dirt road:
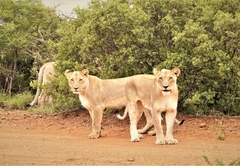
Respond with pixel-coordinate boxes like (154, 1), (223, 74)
(0, 110), (240, 165)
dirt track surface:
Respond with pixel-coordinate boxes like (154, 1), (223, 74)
(0, 110), (240, 165)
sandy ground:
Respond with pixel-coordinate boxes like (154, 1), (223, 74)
(0, 109), (240, 165)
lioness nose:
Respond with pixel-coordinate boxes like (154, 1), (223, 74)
(163, 86), (168, 89)
(74, 87), (78, 91)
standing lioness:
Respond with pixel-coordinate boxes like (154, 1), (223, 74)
(65, 69), (149, 139)
(124, 68), (180, 144)
(152, 68), (180, 144)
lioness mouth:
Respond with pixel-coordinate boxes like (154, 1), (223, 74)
(163, 90), (171, 92)
(73, 91), (80, 94)
(162, 90), (171, 94)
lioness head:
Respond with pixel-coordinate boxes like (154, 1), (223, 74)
(64, 69), (89, 94)
(153, 68), (180, 95)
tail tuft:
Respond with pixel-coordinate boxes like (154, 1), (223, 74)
(179, 120), (185, 126)
(25, 104), (32, 108)
(114, 110), (120, 115)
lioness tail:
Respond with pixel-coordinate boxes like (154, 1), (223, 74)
(115, 110), (128, 120)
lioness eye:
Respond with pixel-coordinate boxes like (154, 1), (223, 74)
(79, 79), (82, 82)
(169, 77), (173, 80)
(159, 77), (162, 80)
(70, 78), (74, 82)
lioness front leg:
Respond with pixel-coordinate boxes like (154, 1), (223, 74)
(152, 110), (165, 145)
(128, 103), (143, 142)
(165, 110), (178, 144)
(88, 108), (103, 139)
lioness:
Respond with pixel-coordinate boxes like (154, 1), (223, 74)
(64, 69), (146, 139)
(123, 68), (180, 144)
(28, 62), (56, 107)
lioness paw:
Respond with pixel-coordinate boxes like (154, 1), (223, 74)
(88, 132), (101, 139)
(166, 138), (178, 144)
(148, 130), (156, 136)
(155, 138), (166, 145)
(130, 134), (142, 142)
(138, 134), (143, 139)
(131, 137), (140, 142)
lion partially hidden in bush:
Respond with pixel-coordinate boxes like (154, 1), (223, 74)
(64, 69), (183, 141)
(28, 62), (56, 107)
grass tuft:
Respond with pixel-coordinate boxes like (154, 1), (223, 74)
(0, 92), (33, 110)
(202, 155), (240, 166)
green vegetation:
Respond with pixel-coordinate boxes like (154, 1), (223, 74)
(0, 0), (62, 95)
(0, 92), (32, 110)
(28, 105), (56, 115)
(0, 0), (239, 115)
(202, 155), (240, 166)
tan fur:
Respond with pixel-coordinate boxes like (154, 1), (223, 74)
(65, 69), (131, 139)
(124, 68), (180, 144)
(29, 62), (56, 107)
(65, 69), (182, 141)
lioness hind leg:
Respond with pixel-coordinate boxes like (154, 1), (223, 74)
(148, 118), (184, 136)
(138, 108), (154, 134)
(38, 90), (44, 107)
(148, 130), (156, 136)
(147, 114), (164, 136)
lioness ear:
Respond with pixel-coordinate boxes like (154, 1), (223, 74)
(81, 69), (89, 77)
(153, 68), (160, 76)
(64, 70), (72, 79)
(172, 68), (180, 77)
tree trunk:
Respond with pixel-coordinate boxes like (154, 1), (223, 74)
(7, 48), (18, 97)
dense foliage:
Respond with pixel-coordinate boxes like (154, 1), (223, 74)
(1, 0), (239, 115)
(0, 0), (62, 95)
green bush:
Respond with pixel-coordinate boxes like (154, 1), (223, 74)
(2, 92), (33, 110)
(0, 93), (9, 108)
(52, 0), (239, 115)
